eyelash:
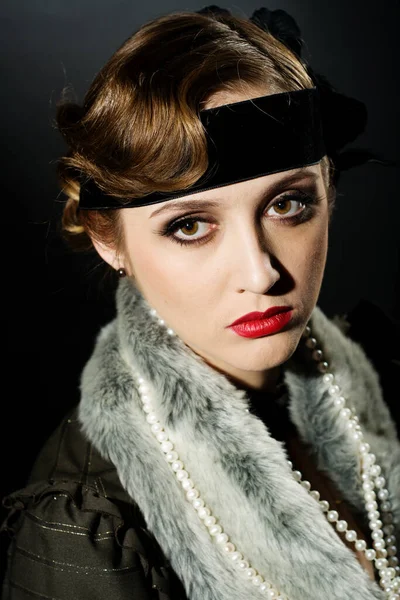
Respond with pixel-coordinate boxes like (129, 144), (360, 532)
(158, 192), (320, 247)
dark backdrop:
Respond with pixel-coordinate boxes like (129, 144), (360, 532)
(1, 0), (399, 575)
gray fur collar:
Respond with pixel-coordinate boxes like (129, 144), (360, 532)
(78, 278), (399, 600)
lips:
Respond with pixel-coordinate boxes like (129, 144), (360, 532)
(228, 306), (293, 339)
(228, 306), (292, 327)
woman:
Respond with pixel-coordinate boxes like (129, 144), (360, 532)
(1, 6), (399, 600)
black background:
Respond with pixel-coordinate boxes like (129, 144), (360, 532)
(1, 0), (399, 576)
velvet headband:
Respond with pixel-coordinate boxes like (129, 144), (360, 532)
(78, 87), (326, 210)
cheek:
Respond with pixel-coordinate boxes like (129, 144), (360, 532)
(293, 220), (328, 289)
(123, 234), (211, 313)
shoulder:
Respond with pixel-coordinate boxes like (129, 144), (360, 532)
(1, 408), (186, 599)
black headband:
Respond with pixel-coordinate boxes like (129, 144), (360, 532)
(78, 87), (326, 210)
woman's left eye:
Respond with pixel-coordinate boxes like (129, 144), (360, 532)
(266, 196), (309, 218)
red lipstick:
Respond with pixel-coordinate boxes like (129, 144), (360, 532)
(228, 306), (293, 339)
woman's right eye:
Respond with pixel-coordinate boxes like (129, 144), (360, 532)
(160, 217), (216, 246)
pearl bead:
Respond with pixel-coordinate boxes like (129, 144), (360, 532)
(327, 510), (339, 523)
(355, 539), (367, 551)
(383, 524), (395, 535)
(151, 422), (163, 433)
(310, 490), (320, 501)
(387, 546), (398, 557)
(365, 549), (376, 561)
(216, 533), (229, 545)
(339, 408), (352, 419)
(186, 489), (199, 500)
(319, 500), (330, 512)
(373, 539), (386, 551)
(209, 524), (222, 536)
(156, 431), (168, 442)
(376, 558), (389, 570)
(362, 480), (374, 492)
(171, 460), (184, 471)
(383, 513), (394, 524)
(302, 325), (311, 337)
(345, 530), (357, 542)
(181, 478), (194, 490)
(312, 349), (323, 361)
(305, 337), (317, 349)
(333, 396), (345, 408)
(223, 542), (235, 553)
(317, 361), (329, 373)
(370, 464), (382, 477)
(252, 575), (264, 586)
(364, 453), (376, 466)
(336, 520), (348, 532)
(381, 501), (392, 513)
(388, 557), (399, 568)
(165, 451), (179, 462)
(192, 498), (204, 509)
(323, 373), (334, 384)
(375, 476), (386, 489)
(176, 469), (189, 481)
(386, 568), (396, 580)
(198, 507), (211, 519)
(158, 319), (165, 326)
(372, 530), (384, 540)
(204, 516), (216, 527)
(166, 328), (174, 336)
(292, 470), (302, 481)
(230, 551), (243, 562)
(301, 480), (311, 491)
(329, 385), (341, 396)
(360, 442), (371, 454)
(245, 568), (257, 578)
(368, 510), (380, 521)
(146, 413), (158, 424)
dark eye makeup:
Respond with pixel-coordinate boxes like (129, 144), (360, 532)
(156, 190), (322, 248)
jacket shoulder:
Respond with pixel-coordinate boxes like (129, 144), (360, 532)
(1, 408), (186, 599)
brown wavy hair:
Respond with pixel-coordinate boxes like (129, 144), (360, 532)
(56, 10), (336, 253)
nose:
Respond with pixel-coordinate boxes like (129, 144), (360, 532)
(232, 222), (280, 294)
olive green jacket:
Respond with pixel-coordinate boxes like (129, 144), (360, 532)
(2, 406), (188, 599)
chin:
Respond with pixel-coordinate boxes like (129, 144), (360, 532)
(227, 329), (301, 372)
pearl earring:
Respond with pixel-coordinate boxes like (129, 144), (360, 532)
(117, 268), (127, 278)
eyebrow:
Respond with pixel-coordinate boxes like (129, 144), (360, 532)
(149, 169), (319, 218)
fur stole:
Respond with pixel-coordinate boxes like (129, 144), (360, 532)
(78, 278), (399, 600)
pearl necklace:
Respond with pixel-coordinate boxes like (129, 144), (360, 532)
(134, 308), (400, 599)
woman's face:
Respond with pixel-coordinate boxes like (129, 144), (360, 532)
(98, 161), (330, 390)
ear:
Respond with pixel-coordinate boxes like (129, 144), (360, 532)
(92, 238), (123, 272)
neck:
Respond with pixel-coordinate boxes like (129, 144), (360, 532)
(202, 359), (284, 396)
